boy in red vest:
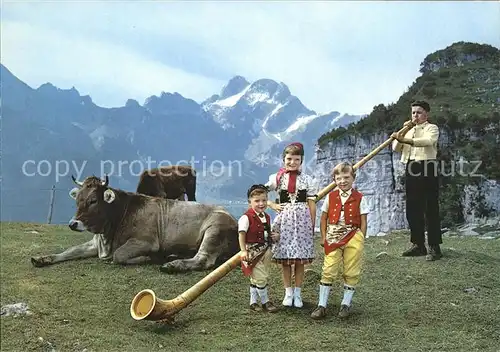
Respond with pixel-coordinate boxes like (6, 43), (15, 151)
(238, 184), (280, 313)
(310, 162), (369, 319)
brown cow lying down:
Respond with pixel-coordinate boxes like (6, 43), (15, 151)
(31, 175), (239, 273)
(136, 165), (196, 201)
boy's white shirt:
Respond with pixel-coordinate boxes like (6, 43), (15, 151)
(321, 189), (369, 222)
(238, 210), (269, 240)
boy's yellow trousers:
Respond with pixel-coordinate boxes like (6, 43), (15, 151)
(320, 230), (364, 286)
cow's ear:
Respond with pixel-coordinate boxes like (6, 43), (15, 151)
(103, 189), (116, 204)
(69, 187), (79, 199)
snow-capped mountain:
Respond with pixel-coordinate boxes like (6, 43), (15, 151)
(0, 64), (364, 224)
(202, 76), (314, 134)
(202, 76), (363, 170)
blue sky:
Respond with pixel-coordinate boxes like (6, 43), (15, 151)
(2, 1), (499, 115)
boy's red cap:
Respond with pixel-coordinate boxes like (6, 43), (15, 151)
(288, 142), (303, 149)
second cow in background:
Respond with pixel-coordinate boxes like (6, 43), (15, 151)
(136, 165), (197, 201)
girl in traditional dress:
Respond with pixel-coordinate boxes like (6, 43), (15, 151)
(265, 142), (317, 308)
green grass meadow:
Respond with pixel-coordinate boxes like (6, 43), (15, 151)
(1, 222), (499, 351)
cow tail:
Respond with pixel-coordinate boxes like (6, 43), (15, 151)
(185, 172), (197, 201)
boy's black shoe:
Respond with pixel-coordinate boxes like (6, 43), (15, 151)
(249, 303), (262, 311)
(402, 244), (427, 257)
(426, 245), (443, 261)
(310, 306), (327, 320)
(338, 304), (351, 319)
(262, 301), (279, 313)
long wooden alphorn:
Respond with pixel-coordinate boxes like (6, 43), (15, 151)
(130, 252), (243, 324)
(130, 121), (415, 324)
(314, 121), (415, 201)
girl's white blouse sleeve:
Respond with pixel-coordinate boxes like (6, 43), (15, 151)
(265, 173), (278, 192)
(304, 174), (319, 200)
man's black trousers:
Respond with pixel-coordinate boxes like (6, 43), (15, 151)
(405, 160), (442, 246)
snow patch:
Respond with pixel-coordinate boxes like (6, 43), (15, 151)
(285, 114), (318, 134)
(244, 130), (281, 162)
(264, 114), (317, 144)
(245, 91), (271, 105)
(270, 103), (285, 117)
(216, 85), (251, 108)
(262, 102), (287, 129)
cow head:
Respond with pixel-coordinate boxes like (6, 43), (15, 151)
(68, 174), (116, 233)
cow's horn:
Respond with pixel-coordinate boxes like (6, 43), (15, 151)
(71, 175), (83, 187)
(102, 175), (109, 187)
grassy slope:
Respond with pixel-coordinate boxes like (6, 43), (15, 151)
(1, 222), (500, 351)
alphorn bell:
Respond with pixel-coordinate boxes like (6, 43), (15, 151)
(130, 252), (243, 323)
(130, 120), (415, 323)
(314, 120), (415, 201)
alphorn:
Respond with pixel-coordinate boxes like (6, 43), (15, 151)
(130, 252), (243, 324)
(129, 120), (415, 324)
(315, 120), (415, 201)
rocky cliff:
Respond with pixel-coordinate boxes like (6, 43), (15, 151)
(315, 41), (500, 237)
(315, 129), (500, 237)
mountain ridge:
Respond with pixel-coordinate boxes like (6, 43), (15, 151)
(0, 63), (363, 224)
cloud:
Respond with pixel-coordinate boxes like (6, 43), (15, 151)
(2, 1), (499, 114)
(1, 20), (225, 107)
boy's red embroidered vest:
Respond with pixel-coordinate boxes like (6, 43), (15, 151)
(244, 209), (271, 244)
(327, 188), (362, 227)
(323, 189), (363, 254)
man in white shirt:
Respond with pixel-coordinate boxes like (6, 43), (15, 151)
(391, 100), (442, 261)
